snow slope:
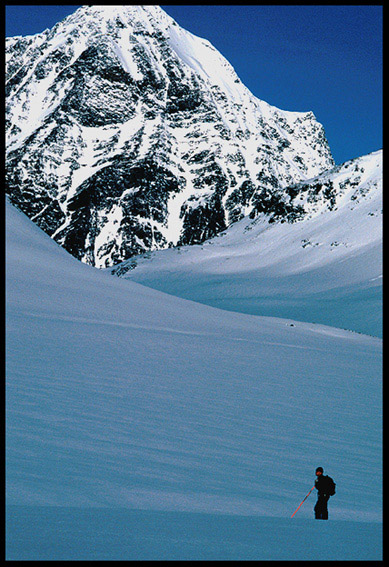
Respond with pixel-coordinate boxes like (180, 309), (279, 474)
(6, 199), (382, 560)
(111, 150), (382, 337)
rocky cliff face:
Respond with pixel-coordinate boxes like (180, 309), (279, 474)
(6, 5), (334, 267)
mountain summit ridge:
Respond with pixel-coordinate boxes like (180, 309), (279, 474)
(7, 4), (335, 267)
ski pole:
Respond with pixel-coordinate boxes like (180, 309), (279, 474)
(291, 486), (315, 518)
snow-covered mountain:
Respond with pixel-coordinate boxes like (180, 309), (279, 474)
(111, 150), (382, 336)
(5, 5), (383, 559)
(6, 198), (382, 559)
(6, 4), (334, 268)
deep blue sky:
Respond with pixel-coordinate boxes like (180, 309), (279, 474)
(5, 4), (382, 164)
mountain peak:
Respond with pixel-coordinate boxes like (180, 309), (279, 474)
(57, 4), (175, 35)
(6, 4), (334, 268)
(72, 4), (167, 20)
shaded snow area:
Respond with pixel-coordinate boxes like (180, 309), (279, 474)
(6, 507), (382, 561)
(6, 200), (382, 560)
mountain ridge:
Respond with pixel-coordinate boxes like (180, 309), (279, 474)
(110, 148), (382, 336)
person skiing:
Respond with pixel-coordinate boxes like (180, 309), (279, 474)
(314, 467), (336, 519)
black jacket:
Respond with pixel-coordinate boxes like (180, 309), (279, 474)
(315, 475), (335, 496)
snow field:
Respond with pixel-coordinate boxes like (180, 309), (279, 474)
(6, 200), (382, 559)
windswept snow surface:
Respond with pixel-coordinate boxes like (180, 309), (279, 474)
(6, 200), (382, 560)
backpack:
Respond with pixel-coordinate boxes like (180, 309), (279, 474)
(326, 476), (336, 496)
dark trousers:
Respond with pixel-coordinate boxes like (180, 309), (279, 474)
(314, 494), (330, 519)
